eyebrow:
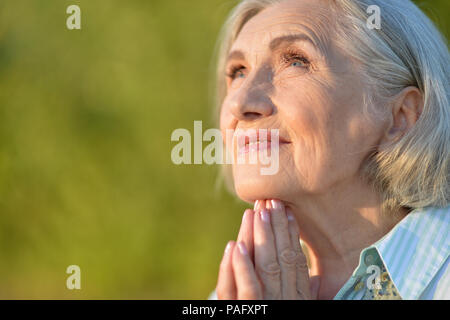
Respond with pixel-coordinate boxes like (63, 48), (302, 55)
(226, 34), (317, 64)
(226, 50), (246, 63)
(269, 34), (315, 51)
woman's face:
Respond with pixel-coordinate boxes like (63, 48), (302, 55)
(220, 0), (387, 203)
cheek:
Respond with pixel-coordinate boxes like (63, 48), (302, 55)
(275, 78), (373, 189)
(272, 93), (332, 188)
(344, 112), (385, 157)
(276, 80), (333, 159)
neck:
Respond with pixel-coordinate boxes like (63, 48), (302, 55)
(285, 177), (407, 299)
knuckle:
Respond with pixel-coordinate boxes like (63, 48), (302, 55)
(295, 252), (309, 272)
(279, 248), (298, 266)
(257, 261), (281, 278)
(297, 260), (309, 272)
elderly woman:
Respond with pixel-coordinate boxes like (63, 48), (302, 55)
(210, 0), (449, 300)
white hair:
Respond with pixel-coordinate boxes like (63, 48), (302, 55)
(214, 0), (450, 214)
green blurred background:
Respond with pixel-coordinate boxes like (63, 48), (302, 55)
(0, 0), (447, 299)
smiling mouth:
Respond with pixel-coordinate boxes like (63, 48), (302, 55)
(235, 129), (291, 154)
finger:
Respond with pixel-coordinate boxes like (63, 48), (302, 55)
(232, 242), (262, 300)
(253, 200), (264, 211)
(216, 241), (237, 300)
(254, 208), (281, 299)
(269, 200), (298, 299)
(237, 209), (255, 261)
(286, 208), (311, 300)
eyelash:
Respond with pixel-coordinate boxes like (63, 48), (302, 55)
(225, 49), (311, 80)
(226, 65), (245, 80)
(281, 49), (311, 69)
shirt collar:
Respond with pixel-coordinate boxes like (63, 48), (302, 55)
(369, 205), (450, 299)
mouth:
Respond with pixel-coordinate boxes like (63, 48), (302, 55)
(235, 129), (291, 155)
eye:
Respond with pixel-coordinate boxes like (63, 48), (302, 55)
(234, 69), (246, 79)
(291, 60), (307, 67)
(281, 50), (311, 70)
(287, 56), (310, 69)
(226, 65), (246, 81)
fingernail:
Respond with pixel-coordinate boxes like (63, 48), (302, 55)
(260, 209), (270, 223)
(271, 199), (283, 210)
(225, 241), (232, 254)
(237, 242), (247, 255)
(253, 200), (259, 210)
(242, 210), (247, 222)
(286, 209), (295, 221)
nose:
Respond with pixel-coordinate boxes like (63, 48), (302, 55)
(228, 67), (275, 121)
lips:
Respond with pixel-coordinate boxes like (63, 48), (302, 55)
(235, 129), (291, 155)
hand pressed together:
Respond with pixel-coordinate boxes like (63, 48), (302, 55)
(216, 199), (312, 300)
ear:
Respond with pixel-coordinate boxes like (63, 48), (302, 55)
(379, 86), (423, 146)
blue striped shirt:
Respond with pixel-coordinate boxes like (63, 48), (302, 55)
(334, 205), (450, 300)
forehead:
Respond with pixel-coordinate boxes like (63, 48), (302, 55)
(231, 0), (334, 53)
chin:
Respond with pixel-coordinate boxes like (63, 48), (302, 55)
(232, 164), (287, 203)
